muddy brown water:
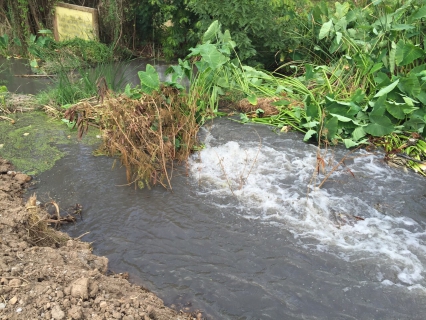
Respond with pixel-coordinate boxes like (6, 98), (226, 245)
(4, 59), (426, 319)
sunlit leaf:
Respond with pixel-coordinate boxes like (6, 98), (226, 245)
(335, 2), (350, 19)
(303, 129), (317, 141)
(352, 126), (366, 141)
(389, 41), (396, 74)
(374, 79), (399, 98)
(247, 94), (257, 105)
(329, 113), (352, 122)
(203, 20), (220, 43)
(319, 20), (333, 40)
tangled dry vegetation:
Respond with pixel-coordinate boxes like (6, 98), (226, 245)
(64, 86), (199, 189)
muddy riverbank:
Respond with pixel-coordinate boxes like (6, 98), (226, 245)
(0, 157), (197, 320)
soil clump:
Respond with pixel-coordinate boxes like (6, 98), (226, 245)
(0, 157), (195, 320)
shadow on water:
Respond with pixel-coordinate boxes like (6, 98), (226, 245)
(29, 117), (426, 320)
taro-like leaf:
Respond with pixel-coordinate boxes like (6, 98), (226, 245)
(386, 101), (405, 120)
(335, 2), (350, 19)
(306, 102), (319, 119)
(199, 44), (228, 70)
(391, 24), (415, 31)
(395, 40), (425, 66)
(329, 113), (352, 122)
(319, 20), (333, 40)
(323, 116), (339, 140)
(408, 6), (426, 22)
(398, 73), (421, 98)
(304, 129), (317, 141)
(352, 126), (366, 141)
(364, 115), (394, 136)
(343, 139), (358, 148)
(138, 64), (160, 94)
(351, 89), (365, 104)
(374, 79), (399, 98)
(203, 20), (220, 43)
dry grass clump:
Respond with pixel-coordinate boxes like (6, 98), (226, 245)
(64, 86), (199, 189)
(25, 194), (67, 247)
(236, 97), (280, 116)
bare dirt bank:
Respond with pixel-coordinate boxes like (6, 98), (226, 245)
(0, 157), (197, 320)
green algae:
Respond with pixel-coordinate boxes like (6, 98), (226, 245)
(0, 111), (99, 175)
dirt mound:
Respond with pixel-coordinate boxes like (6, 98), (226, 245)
(0, 157), (195, 320)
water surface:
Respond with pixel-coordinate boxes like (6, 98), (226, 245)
(33, 118), (426, 319)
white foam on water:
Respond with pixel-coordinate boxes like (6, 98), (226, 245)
(189, 135), (426, 287)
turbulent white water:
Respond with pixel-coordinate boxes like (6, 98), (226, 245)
(189, 128), (426, 287)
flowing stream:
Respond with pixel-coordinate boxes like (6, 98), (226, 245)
(4, 57), (426, 319)
(31, 118), (426, 319)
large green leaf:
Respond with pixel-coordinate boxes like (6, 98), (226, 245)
(323, 116), (339, 140)
(138, 64), (160, 94)
(335, 2), (350, 19)
(199, 44), (228, 70)
(304, 129), (317, 142)
(370, 95), (387, 117)
(398, 73), (421, 98)
(319, 20), (333, 40)
(329, 113), (352, 122)
(395, 40), (425, 66)
(203, 20), (220, 43)
(374, 79), (399, 98)
(352, 126), (366, 141)
(386, 101), (405, 120)
(391, 24), (415, 31)
(364, 115), (394, 136)
(408, 6), (426, 22)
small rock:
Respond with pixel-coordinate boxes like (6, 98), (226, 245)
(16, 307), (22, 313)
(0, 303), (6, 309)
(64, 286), (71, 296)
(14, 173), (31, 184)
(99, 301), (107, 309)
(112, 310), (122, 319)
(123, 316), (134, 320)
(0, 278), (7, 285)
(9, 296), (18, 305)
(51, 305), (65, 320)
(68, 306), (83, 320)
(8, 278), (22, 287)
(70, 278), (89, 300)
(62, 299), (71, 308)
